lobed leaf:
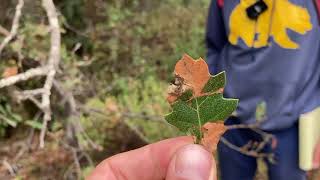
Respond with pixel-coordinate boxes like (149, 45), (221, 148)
(165, 54), (239, 145)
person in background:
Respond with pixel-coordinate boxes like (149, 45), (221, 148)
(206, 0), (320, 179)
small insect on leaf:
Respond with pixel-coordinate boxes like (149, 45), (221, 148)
(164, 54), (238, 149)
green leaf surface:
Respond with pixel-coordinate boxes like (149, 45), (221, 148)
(0, 114), (17, 127)
(178, 89), (193, 101)
(202, 71), (226, 93)
(165, 93), (238, 142)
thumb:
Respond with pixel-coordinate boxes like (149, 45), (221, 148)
(166, 144), (216, 180)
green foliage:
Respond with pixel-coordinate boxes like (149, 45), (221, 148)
(0, 104), (21, 127)
(89, 0), (210, 82)
(0, 0), (212, 177)
(18, 22), (50, 61)
(0, 99), (22, 136)
(0, 0), (211, 145)
(114, 76), (180, 141)
(202, 72), (226, 93)
(165, 72), (238, 143)
(81, 166), (95, 179)
(0, 97), (44, 136)
(58, 0), (86, 29)
(114, 76), (168, 114)
(25, 120), (42, 130)
(103, 76), (179, 142)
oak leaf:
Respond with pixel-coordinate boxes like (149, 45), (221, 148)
(165, 54), (238, 146)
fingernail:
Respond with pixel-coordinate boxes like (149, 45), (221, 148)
(174, 144), (213, 180)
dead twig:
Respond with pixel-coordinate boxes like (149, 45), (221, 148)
(226, 122), (262, 130)
(47, 131), (92, 179)
(82, 106), (155, 144)
(220, 137), (274, 160)
(71, 148), (81, 179)
(0, 0), (24, 56)
(13, 144), (28, 162)
(53, 80), (103, 151)
(2, 159), (16, 177)
(0, 0), (61, 148)
(39, 0), (61, 148)
(221, 122), (276, 160)
(85, 107), (165, 123)
(79, 152), (94, 167)
(0, 67), (48, 88)
(17, 88), (45, 97)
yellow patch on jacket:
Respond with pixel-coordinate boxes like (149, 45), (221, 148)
(228, 0), (313, 49)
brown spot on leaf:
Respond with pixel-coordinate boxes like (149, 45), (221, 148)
(175, 54), (210, 96)
(167, 54), (212, 103)
(202, 121), (227, 153)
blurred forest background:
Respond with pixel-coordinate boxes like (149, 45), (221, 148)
(0, 0), (209, 179)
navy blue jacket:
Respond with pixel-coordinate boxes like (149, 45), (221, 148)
(206, 0), (320, 130)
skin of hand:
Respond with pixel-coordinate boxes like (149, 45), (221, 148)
(87, 136), (216, 180)
(313, 139), (320, 169)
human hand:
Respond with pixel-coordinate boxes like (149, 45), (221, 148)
(87, 136), (216, 180)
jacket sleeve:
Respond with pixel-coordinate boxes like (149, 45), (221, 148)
(206, 0), (228, 74)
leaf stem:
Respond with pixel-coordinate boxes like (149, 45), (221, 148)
(195, 98), (202, 143)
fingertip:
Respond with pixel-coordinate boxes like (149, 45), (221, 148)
(166, 144), (216, 180)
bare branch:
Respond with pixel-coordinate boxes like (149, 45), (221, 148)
(0, 0), (60, 149)
(0, 0), (24, 56)
(85, 106), (165, 123)
(72, 148), (81, 179)
(221, 122), (276, 160)
(79, 152), (94, 167)
(53, 80), (104, 151)
(16, 88), (45, 98)
(0, 67), (48, 88)
(226, 123), (261, 130)
(220, 137), (274, 159)
(2, 159), (16, 177)
(226, 123), (275, 151)
(11, 88), (44, 110)
(26, 96), (43, 110)
(39, 0), (61, 148)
